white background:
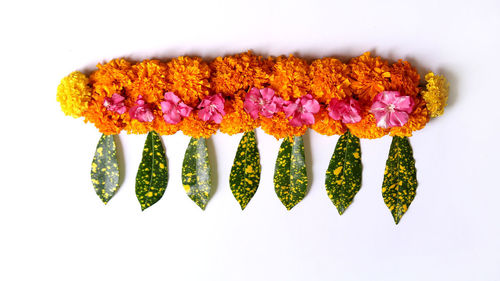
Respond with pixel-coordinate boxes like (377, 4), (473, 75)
(1, 0), (499, 280)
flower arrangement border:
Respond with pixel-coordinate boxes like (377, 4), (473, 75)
(57, 51), (449, 224)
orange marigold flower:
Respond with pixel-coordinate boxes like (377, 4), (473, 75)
(210, 51), (273, 96)
(345, 107), (388, 139)
(309, 58), (352, 103)
(219, 90), (259, 135)
(124, 60), (173, 135)
(260, 112), (307, 140)
(84, 59), (133, 135)
(180, 114), (219, 139)
(166, 56), (211, 107)
(152, 113), (180, 135)
(388, 60), (420, 97)
(128, 60), (168, 103)
(390, 97), (429, 137)
(269, 55), (310, 101)
(310, 108), (346, 136)
(348, 52), (391, 104)
(125, 118), (154, 135)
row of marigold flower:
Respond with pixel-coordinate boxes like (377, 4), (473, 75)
(57, 51), (449, 139)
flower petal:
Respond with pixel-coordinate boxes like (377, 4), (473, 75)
(178, 102), (193, 117)
(283, 102), (298, 118)
(260, 87), (275, 101)
(394, 96), (415, 113)
(164, 92), (181, 104)
(300, 112), (315, 125)
(198, 108), (212, 122)
(388, 111), (409, 127)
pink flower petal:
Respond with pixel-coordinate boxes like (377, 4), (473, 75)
(164, 92), (181, 104)
(247, 87), (261, 101)
(111, 93), (125, 103)
(130, 96), (154, 122)
(260, 87), (275, 100)
(260, 103), (278, 118)
(211, 112), (223, 124)
(327, 99), (343, 120)
(115, 106), (127, 115)
(376, 113), (389, 128)
(301, 97), (320, 114)
(244, 100), (260, 119)
(283, 101), (299, 118)
(160, 101), (174, 114)
(163, 110), (181, 124)
(300, 112), (315, 125)
(178, 102), (193, 117)
(394, 96), (415, 113)
(198, 108), (212, 122)
(388, 111), (409, 127)
(371, 91), (415, 128)
(289, 114), (303, 127)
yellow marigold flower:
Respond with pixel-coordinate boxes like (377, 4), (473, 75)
(57, 71), (91, 118)
(421, 72), (449, 117)
(260, 112), (307, 140)
(390, 98), (429, 137)
(309, 58), (352, 103)
(210, 51), (273, 96)
(345, 107), (388, 139)
(310, 109), (346, 136)
(348, 52), (391, 104)
(180, 115), (219, 139)
(388, 60), (420, 97)
(166, 56), (211, 107)
(219, 91), (259, 135)
(85, 59), (133, 135)
(270, 55), (310, 101)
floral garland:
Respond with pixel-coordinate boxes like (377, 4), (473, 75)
(57, 51), (449, 224)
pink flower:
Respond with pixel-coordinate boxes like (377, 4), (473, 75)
(160, 92), (193, 124)
(129, 95), (154, 123)
(327, 98), (362, 124)
(243, 87), (284, 119)
(197, 93), (226, 124)
(103, 93), (127, 114)
(283, 94), (320, 127)
(370, 91), (415, 128)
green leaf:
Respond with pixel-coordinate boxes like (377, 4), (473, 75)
(325, 131), (362, 215)
(274, 136), (308, 210)
(182, 137), (211, 210)
(91, 134), (120, 204)
(230, 131), (261, 210)
(382, 136), (418, 224)
(135, 131), (168, 211)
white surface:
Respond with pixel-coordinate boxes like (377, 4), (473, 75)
(1, 0), (499, 280)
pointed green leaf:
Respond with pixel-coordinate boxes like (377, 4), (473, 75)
(274, 136), (308, 210)
(91, 134), (120, 204)
(325, 131), (362, 215)
(382, 136), (418, 224)
(230, 131), (261, 210)
(135, 131), (168, 211)
(182, 137), (211, 210)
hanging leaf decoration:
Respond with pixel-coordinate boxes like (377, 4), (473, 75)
(230, 131), (261, 210)
(382, 136), (418, 224)
(135, 131), (169, 211)
(325, 131), (362, 215)
(182, 137), (211, 210)
(91, 134), (120, 204)
(274, 136), (308, 210)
